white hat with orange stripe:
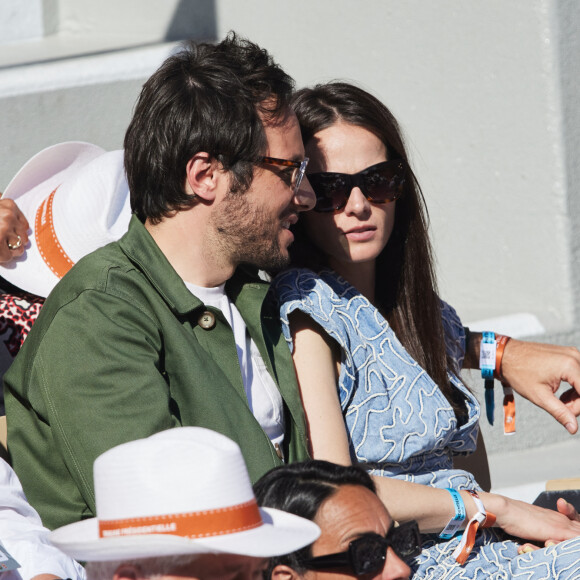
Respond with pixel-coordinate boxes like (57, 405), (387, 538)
(0, 142), (131, 297)
(49, 427), (320, 562)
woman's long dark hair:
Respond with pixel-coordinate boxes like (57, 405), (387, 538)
(290, 82), (462, 414)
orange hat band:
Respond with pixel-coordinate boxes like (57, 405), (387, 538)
(98, 499), (263, 539)
(35, 188), (75, 279)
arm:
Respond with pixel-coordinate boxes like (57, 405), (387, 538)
(464, 330), (580, 434)
(0, 460), (85, 580)
(0, 198), (29, 262)
(291, 313), (580, 540)
(290, 311), (351, 464)
(6, 289), (177, 528)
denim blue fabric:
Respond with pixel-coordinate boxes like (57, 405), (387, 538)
(275, 267), (480, 489)
(274, 267), (580, 579)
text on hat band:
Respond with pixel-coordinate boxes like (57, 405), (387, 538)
(98, 498), (263, 539)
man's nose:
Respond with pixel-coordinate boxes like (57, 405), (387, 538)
(294, 176), (316, 211)
(380, 547), (411, 580)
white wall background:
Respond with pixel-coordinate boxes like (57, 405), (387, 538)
(1, 0), (579, 456)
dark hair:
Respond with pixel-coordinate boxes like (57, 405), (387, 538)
(124, 32), (295, 223)
(290, 82), (464, 415)
(254, 460), (376, 577)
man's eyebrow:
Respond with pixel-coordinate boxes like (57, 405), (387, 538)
(343, 521), (395, 544)
(342, 529), (377, 544)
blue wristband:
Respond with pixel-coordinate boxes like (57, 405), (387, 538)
(480, 331), (496, 380)
(439, 488), (466, 539)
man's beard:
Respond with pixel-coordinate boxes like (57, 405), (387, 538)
(209, 191), (291, 271)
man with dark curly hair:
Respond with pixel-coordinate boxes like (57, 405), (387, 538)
(5, 32), (315, 531)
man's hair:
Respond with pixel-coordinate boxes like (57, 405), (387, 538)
(124, 31), (295, 223)
(254, 460), (376, 577)
(86, 555), (199, 580)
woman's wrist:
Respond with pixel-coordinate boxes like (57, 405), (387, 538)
(451, 490), (497, 563)
(476, 491), (508, 525)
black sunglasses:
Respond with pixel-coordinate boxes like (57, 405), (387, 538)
(307, 159), (407, 213)
(300, 520), (421, 576)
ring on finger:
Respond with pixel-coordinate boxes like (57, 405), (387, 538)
(7, 234), (22, 251)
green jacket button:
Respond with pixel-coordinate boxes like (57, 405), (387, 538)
(198, 311), (216, 330)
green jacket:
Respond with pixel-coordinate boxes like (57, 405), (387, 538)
(4, 216), (309, 530)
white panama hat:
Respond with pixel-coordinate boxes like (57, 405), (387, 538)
(49, 427), (320, 562)
(1, 142), (131, 297)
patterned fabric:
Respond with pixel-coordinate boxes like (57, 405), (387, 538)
(274, 267), (580, 579)
(275, 268), (480, 489)
(0, 291), (44, 356)
(0, 291), (45, 414)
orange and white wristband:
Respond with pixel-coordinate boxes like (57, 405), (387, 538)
(452, 490), (496, 565)
(494, 334), (511, 381)
(494, 334), (516, 435)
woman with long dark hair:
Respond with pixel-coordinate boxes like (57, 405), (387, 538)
(272, 81), (580, 577)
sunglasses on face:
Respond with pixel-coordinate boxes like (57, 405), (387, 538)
(300, 520), (421, 576)
(307, 159), (407, 213)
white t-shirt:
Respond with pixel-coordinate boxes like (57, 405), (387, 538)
(185, 282), (285, 450)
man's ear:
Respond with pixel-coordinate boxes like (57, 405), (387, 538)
(113, 564), (144, 580)
(185, 153), (222, 201)
(270, 564), (302, 580)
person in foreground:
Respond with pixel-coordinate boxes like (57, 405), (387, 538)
(4, 32), (315, 530)
(0, 459), (85, 580)
(50, 427), (320, 580)
(272, 82), (580, 577)
(254, 460), (414, 580)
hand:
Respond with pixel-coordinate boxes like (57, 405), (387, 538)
(500, 339), (580, 434)
(518, 542), (541, 554)
(481, 492), (580, 543)
(0, 198), (29, 263)
(542, 498), (577, 548)
(556, 497), (579, 521)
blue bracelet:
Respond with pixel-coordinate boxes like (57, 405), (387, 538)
(480, 331), (496, 380)
(439, 488), (466, 539)
(480, 331), (496, 424)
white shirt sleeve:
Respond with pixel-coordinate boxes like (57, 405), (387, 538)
(0, 459), (86, 580)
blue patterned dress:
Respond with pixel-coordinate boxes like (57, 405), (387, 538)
(273, 267), (580, 579)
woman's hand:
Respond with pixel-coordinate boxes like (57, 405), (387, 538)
(0, 198), (29, 263)
(478, 491), (580, 543)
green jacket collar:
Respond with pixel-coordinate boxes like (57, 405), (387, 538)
(118, 216), (269, 315)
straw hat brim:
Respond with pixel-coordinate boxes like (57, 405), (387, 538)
(49, 506), (320, 562)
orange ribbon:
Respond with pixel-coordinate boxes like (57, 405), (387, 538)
(453, 515), (482, 565)
(452, 491), (496, 565)
(99, 499), (263, 539)
(35, 188), (75, 279)
(494, 335), (511, 380)
(503, 386), (516, 435)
